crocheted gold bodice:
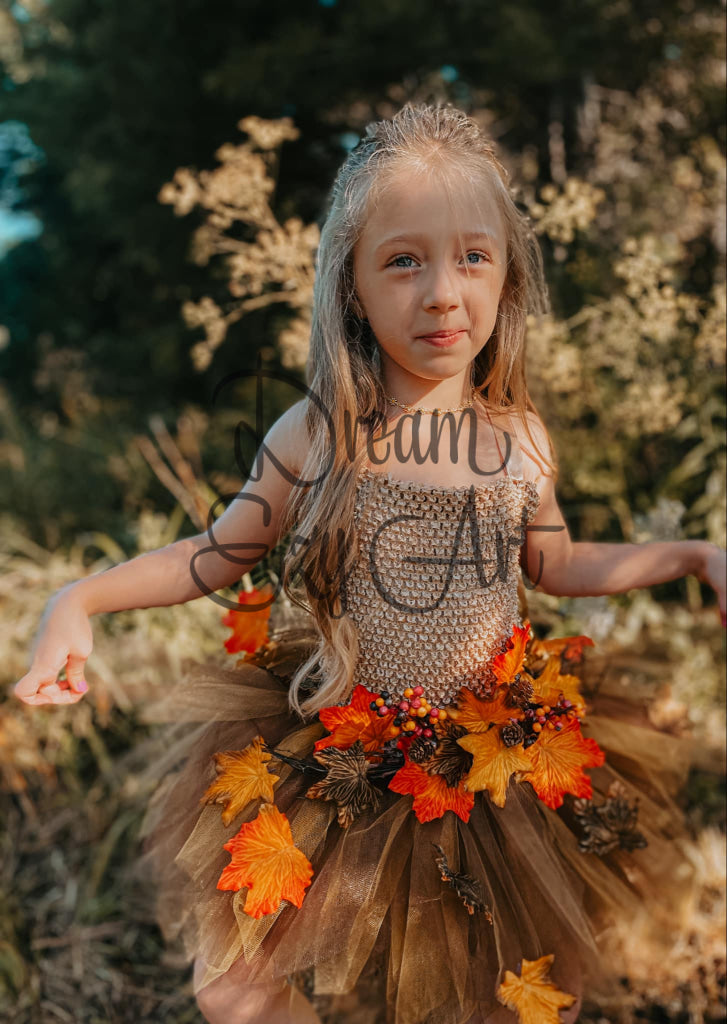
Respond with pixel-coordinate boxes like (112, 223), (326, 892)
(345, 463), (540, 707)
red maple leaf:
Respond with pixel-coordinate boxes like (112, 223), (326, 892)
(388, 760), (475, 824)
(314, 684), (397, 754)
(492, 622), (532, 685)
(221, 585), (272, 655)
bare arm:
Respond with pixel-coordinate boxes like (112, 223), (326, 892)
(73, 405), (307, 613)
(14, 400), (309, 705)
(517, 413), (726, 617)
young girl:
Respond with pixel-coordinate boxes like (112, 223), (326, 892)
(15, 104), (726, 1024)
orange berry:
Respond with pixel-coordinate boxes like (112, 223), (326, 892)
(390, 726), (401, 736)
(532, 722), (542, 733)
(416, 707), (427, 718)
(438, 709), (448, 720)
(404, 688), (414, 698)
(542, 705), (551, 714)
(375, 697), (385, 707)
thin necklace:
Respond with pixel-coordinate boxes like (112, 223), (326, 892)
(384, 387), (476, 415)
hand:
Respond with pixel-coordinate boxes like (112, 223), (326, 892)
(696, 543), (727, 627)
(13, 585), (94, 706)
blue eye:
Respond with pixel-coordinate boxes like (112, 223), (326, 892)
(387, 251), (490, 269)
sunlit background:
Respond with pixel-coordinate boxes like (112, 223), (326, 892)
(1, 1), (725, 1020)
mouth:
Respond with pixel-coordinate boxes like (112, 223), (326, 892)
(417, 330), (465, 348)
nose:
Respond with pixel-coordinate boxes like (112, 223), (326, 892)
(422, 260), (459, 313)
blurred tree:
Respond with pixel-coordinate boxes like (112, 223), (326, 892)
(2, 0), (720, 414)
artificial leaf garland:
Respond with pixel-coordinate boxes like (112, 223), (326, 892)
(201, 735), (279, 826)
(207, 619), (615, 921)
(496, 954), (577, 1024)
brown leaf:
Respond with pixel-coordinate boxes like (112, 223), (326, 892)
(572, 780), (648, 856)
(431, 843), (492, 920)
(306, 740), (381, 828)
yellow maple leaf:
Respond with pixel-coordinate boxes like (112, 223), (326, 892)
(530, 657), (583, 708)
(497, 953), (577, 1024)
(448, 685), (524, 734)
(201, 735), (280, 826)
(457, 729), (532, 807)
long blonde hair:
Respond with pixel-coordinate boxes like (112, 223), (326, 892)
(279, 102), (555, 719)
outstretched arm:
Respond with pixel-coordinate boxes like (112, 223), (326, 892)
(516, 415), (726, 622)
(523, 474), (724, 607)
(14, 400), (309, 705)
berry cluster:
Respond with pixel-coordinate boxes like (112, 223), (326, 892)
(369, 686), (449, 740)
(518, 695), (586, 748)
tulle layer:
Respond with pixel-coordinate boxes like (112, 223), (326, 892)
(132, 626), (699, 1024)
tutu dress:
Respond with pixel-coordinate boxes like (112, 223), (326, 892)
(135, 426), (699, 1024)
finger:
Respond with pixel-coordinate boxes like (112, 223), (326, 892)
(14, 669), (60, 702)
(65, 654), (89, 694)
(53, 689), (85, 704)
(23, 693), (52, 706)
(34, 682), (84, 706)
(36, 682), (75, 703)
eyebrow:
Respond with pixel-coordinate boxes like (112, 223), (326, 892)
(375, 230), (501, 254)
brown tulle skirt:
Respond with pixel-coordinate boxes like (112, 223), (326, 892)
(130, 624), (700, 1024)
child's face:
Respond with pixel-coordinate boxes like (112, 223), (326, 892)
(352, 166), (507, 387)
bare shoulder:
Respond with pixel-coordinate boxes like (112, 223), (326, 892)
(262, 398), (311, 477)
(491, 406), (556, 485)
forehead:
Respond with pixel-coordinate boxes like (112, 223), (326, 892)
(358, 162), (506, 252)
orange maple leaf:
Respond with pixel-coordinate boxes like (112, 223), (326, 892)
(201, 736), (279, 826)
(529, 634), (594, 663)
(221, 585), (273, 655)
(388, 760), (475, 824)
(491, 622), (531, 684)
(497, 953), (577, 1024)
(457, 729), (533, 807)
(315, 684), (398, 754)
(217, 803), (314, 918)
(448, 685), (524, 734)
(519, 718), (606, 809)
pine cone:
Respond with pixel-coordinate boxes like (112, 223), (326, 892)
(408, 736), (438, 763)
(506, 673), (533, 710)
(501, 720), (526, 747)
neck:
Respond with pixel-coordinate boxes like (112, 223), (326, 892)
(381, 373), (473, 413)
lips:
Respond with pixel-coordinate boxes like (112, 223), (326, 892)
(417, 330), (465, 347)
